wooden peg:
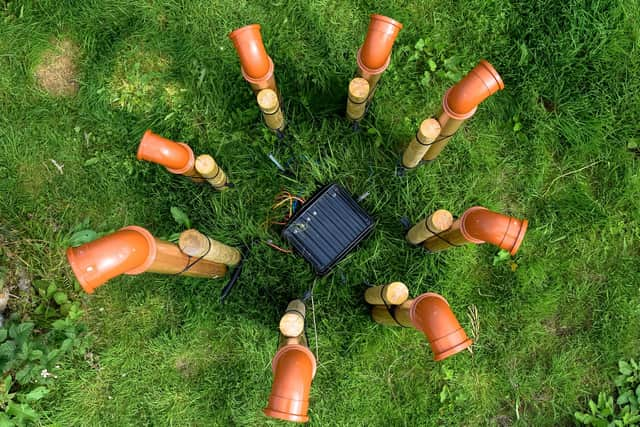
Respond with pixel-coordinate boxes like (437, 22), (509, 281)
(147, 240), (227, 278)
(279, 299), (306, 338)
(371, 300), (414, 327)
(402, 118), (442, 168)
(195, 155), (229, 191)
(257, 89), (285, 133)
(178, 229), (242, 267)
(406, 210), (454, 245)
(421, 114), (465, 161)
(346, 77), (370, 121)
(364, 282), (409, 306)
(423, 219), (469, 252)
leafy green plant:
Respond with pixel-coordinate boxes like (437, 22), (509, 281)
(405, 37), (472, 87)
(0, 307), (88, 426)
(575, 359), (640, 426)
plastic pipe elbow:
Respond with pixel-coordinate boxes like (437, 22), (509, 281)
(263, 344), (317, 423)
(459, 206), (528, 255)
(137, 130), (195, 174)
(66, 226), (156, 294)
(410, 293), (473, 361)
(229, 24), (271, 80)
(358, 14), (403, 73)
(443, 60), (504, 119)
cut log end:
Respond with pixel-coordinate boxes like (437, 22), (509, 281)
(195, 155), (216, 175)
(348, 77), (370, 102)
(178, 229), (208, 257)
(257, 89), (279, 113)
(429, 210), (454, 232)
(418, 118), (442, 142)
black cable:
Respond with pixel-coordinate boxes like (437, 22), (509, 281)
(174, 236), (212, 275)
(424, 217), (463, 248)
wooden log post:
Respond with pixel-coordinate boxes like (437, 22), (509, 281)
(278, 333), (308, 349)
(346, 77), (370, 122)
(147, 240), (227, 278)
(421, 113), (466, 162)
(364, 282), (409, 306)
(194, 155), (229, 191)
(406, 209), (454, 245)
(401, 118), (442, 168)
(371, 299), (414, 327)
(279, 299), (306, 338)
(257, 89), (285, 134)
(178, 229), (242, 267)
(422, 219), (469, 252)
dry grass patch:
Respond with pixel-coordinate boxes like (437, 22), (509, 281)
(34, 38), (80, 97)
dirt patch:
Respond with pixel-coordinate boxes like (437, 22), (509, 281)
(175, 357), (196, 379)
(541, 315), (573, 337)
(34, 39), (80, 97)
(491, 415), (513, 427)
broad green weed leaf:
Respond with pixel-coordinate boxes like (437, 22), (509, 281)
(620, 360), (633, 376)
(23, 386), (49, 402)
(170, 207), (191, 229)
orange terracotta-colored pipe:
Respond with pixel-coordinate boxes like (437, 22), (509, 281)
(66, 226), (227, 294)
(229, 24), (278, 93)
(66, 226), (156, 294)
(356, 14), (402, 101)
(424, 206), (528, 255)
(423, 60), (504, 162)
(137, 130), (199, 177)
(358, 14), (403, 72)
(264, 344), (316, 423)
(410, 293), (473, 361)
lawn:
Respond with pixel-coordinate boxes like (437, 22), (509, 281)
(0, 0), (639, 425)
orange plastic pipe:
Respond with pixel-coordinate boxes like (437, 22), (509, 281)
(424, 206), (528, 255)
(137, 130), (196, 175)
(423, 60), (504, 162)
(66, 226), (156, 294)
(445, 60), (504, 117)
(459, 206), (528, 255)
(410, 293), (473, 361)
(229, 24), (277, 93)
(358, 14), (403, 73)
(263, 344), (317, 423)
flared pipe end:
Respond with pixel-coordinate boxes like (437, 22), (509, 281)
(508, 218), (528, 256)
(459, 206), (529, 255)
(229, 24), (271, 80)
(137, 130), (195, 174)
(264, 344), (316, 423)
(410, 293), (473, 361)
(444, 59), (504, 117)
(358, 14), (402, 71)
(66, 226), (157, 294)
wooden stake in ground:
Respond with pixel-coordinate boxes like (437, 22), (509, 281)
(421, 114), (466, 162)
(178, 229), (242, 267)
(364, 282), (409, 306)
(402, 119), (442, 168)
(346, 77), (370, 122)
(279, 299), (306, 338)
(406, 210), (454, 245)
(371, 300), (414, 327)
(194, 155), (229, 191)
(422, 219), (469, 252)
(257, 89), (285, 133)
(147, 240), (227, 278)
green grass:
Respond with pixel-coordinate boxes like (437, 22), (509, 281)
(1, 0), (639, 425)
